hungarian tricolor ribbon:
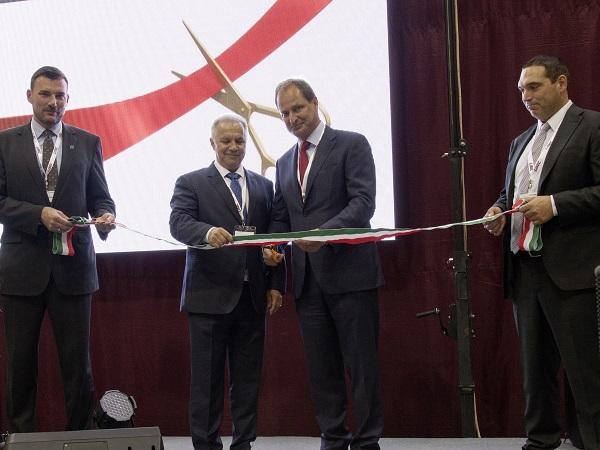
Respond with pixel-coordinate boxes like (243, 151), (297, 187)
(51, 216), (97, 256)
(229, 205), (525, 247)
(51, 204), (532, 255)
(52, 228), (77, 256)
(512, 198), (543, 252)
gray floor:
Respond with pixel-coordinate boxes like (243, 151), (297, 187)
(163, 436), (580, 449)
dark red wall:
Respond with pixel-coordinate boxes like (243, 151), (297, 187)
(0, 243), (523, 437)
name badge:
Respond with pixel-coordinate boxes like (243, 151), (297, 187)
(234, 225), (256, 236)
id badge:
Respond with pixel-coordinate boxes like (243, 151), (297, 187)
(234, 225), (256, 236)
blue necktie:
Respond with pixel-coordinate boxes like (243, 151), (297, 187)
(226, 172), (246, 221)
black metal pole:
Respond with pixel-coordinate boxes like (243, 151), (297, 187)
(444, 0), (477, 437)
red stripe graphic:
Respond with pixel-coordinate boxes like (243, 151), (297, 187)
(0, 0), (332, 160)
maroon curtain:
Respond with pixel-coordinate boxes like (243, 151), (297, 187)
(2, 0), (600, 438)
(387, 0), (600, 438)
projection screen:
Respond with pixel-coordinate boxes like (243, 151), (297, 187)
(0, 0), (392, 252)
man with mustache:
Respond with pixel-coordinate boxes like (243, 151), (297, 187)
(485, 55), (600, 449)
(170, 114), (284, 450)
(0, 66), (115, 432)
(268, 79), (384, 450)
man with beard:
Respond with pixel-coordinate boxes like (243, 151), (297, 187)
(0, 66), (115, 432)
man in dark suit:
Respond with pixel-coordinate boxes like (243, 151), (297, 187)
(268, 79), (384, 450)
(0, 66), (115, 432)
(169, 114), (284, 450)
(485, 55), (600, 450)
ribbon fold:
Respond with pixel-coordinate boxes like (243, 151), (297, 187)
(511, 199), (543, 252)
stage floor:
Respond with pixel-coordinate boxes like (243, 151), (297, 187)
(163, 436), (579, 449)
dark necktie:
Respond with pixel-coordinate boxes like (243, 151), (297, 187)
(42, 129), (58, 191)
(298, 140), (310, 185)
(510, 122), (551, 253)
(226, 172), (246, 221)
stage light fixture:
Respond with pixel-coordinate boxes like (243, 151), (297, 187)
(94, 389), (137, 429)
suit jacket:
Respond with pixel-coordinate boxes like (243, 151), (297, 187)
(0, 122), (115, 296)
(270, 126), (384, 299)
(495, 104), (600, 297)
(169, 163), (283, 315)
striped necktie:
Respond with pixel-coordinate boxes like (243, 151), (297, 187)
(510, 122), (551, 253)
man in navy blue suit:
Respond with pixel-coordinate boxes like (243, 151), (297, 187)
(170, 114), (284, 450)
(269, 79), (384, 450)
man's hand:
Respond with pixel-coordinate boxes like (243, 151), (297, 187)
(520, 195), (554, 225)
(41, 207), (72, 233)
(262, 246), (284, 266)
(266, 289), (283, 315)
(95, 213), (116, 234)
(295, 240), (324, 253)
(483, 206), (506, 236)
(206, 227), (233, 248)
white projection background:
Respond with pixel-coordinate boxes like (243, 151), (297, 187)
(0, 0), (392, 252)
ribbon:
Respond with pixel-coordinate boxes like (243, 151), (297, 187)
(52, 228), (77, 256)
(512, 199), (543, 252)
(229, 207), (520, 247)
(52, 205), (528, 255)
(51, 216), (97, 256)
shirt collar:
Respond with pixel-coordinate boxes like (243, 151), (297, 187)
(214, 160), (245, 180)
(31, 117), (62, 139)
(540, 99), (573, 133)
(299, 120), (326, 148)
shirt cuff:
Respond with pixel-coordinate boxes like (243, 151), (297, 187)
(205, 226), (216, 243)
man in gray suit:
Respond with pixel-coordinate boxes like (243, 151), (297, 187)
(269, 79), (384, 450)
(0, 66), (115, 432)
(169, 114), (284, 450)
(485, 55), (600, 450)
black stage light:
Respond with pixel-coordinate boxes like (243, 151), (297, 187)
(94, 389), (137, 429)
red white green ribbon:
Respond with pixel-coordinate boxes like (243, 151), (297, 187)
(512, 199), (543, 252)
(51, 216), (97, 256)
(517, 217), (542, 251)
(230, 214), (500, 246)
(228, 204), (540, 248)
(53, 205), (534, 254)
(52, 228), (77, 256)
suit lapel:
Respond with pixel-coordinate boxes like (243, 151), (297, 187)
(284, 144), (303, 204)
(506, 125), (535, 203)
(207, 163), (242, 223)
(539, 105), (582, 189)
(18, 124), (46, 194)
(245, 169), (257, 223)
(304, 126), (335, 200)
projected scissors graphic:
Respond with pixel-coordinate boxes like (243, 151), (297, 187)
(172, 21), (331, 174)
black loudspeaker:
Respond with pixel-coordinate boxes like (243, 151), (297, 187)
(4, 426), (163, 450)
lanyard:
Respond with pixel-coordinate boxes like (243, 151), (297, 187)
(31, 123), (62, 189)
(226, 178), (247, 225)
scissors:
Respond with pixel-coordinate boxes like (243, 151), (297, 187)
(172, 20), (331, 175)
